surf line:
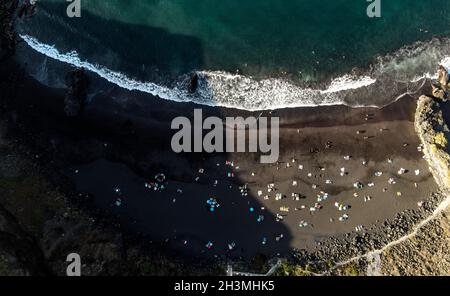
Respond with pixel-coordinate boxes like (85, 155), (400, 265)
(19, 34), (380, 111)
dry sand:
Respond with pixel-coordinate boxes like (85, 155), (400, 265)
(67, 92), (438, 260)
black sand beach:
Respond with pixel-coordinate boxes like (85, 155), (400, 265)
(1, 57), (439, 262)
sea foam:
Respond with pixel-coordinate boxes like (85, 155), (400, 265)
(19, 34), (450, 111)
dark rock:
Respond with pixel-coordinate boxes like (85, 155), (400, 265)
(432, 84), (447, 101)
(0, 0), (19, 60)
(0, 205), (50, 275)
(17, 0), (37, 19)
(188, 72), (199, 94)
(438, 65), (450, 90)
(64, 68), (89, 117)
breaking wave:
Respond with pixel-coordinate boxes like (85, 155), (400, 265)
(19, 34), (450, 111)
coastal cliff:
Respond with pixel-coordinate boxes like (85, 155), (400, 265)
(415, 95), (450, 193)
(374, 93), (450, 276)
(1, 1), (448, 275)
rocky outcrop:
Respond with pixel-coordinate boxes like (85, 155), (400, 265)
(396, 73), (450, 275)
(17, 0), (37, 19)
(415, 95), (450, 192)
(64, 68), (89, 117)
(0, 0), (37, 61)
(188, 72), (199, 94)
(432, 84), (446, 101)
(0, 205), (50, 275)
(0, 0), (19, 60)
(438, 65), (450, 92)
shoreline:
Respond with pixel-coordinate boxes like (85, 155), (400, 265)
(1, 0), (449, 277)
(1, 56), (444, 269)
(16, 32), (441, 112)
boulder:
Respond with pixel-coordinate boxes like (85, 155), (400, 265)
(17, 0), (37, 19)
(437, 65), (450, 91)
(188, 72), (199, 94)
(431, 84), (447, 101)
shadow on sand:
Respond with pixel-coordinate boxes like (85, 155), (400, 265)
(6, 2), (293, 264)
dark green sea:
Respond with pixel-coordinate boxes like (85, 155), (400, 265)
(16, 0), (450, 109)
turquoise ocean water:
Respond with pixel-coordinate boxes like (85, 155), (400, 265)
(16, 0), (450, 109)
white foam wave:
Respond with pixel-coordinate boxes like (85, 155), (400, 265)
(20, 34), (383, 111)
(374, 37), (450, 82)
(20, 35), (190, 102)
(410, 56), (450, 83)
(20, 34), (450, 111)
(196, 70), (379, 110)
(320, 75), (376, 94)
